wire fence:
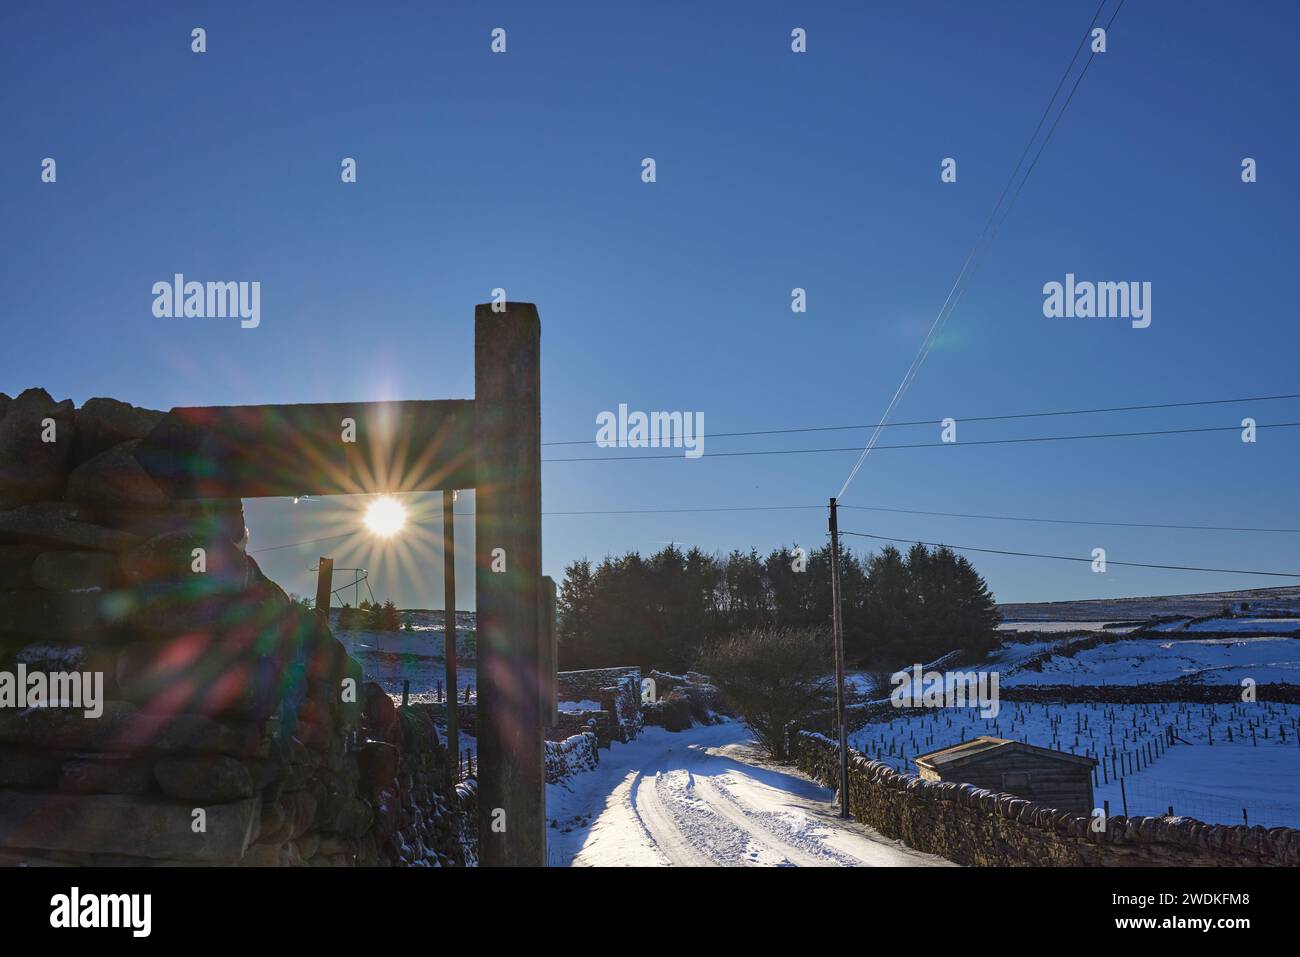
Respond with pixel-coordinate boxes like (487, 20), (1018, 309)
(853, 702), (1300, 830)
(1112, 776), (1297, 830)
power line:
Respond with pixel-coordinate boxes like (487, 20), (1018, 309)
(839, 530), (1300, 579)
(544, 505), (822, 516)
(839, 504), (1300, 536)
(250, 499), (1300, 557)
(985, 0), (1107, 237)
(249, 531), (356, 554)
(872, 1), (1131, 487)
(539, 502), (1300, 535)
(995, 0), (1128, 240)
(542, 420), (1300, 462)
(540, 391), (1300, 447)
(837, 0), (1124, 500)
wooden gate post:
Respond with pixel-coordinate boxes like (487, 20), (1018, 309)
(314, 557), (334, 624)
(442, 489), (459, 767)
(474, 302), (544, 867)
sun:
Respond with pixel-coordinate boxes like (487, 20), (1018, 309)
(363, 497), (407, 538)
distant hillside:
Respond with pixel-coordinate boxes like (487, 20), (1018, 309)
(998, 585), (1300, 623)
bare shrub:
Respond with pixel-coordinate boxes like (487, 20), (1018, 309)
(697, 627), (835, 760)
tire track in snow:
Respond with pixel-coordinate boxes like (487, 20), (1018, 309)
(627, 768), (718, 867)
(630, 751), (838, 866)
(690, 773), (860, 867)
(555, 722), (956, 867)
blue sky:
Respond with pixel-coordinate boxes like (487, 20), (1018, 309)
(2, 1), (1297, 608)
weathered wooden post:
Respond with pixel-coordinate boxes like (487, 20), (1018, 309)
(475, 302), (544, 867)
(314, 557), (334, 624)
(443, 489), (460, 765)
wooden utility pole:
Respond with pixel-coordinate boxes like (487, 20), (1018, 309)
(475, 302), (545, 867)
(828, 498), (849, 819)
(443, 489), (460, 768)
(314, 557), (334, 625)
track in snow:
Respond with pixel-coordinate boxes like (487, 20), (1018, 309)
(547, 720), (954, 867)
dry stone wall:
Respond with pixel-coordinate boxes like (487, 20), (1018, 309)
(549, 709), (615, 748)
(544, 731), (599, 784)
(557, 666), (637, 700)
(792, 730), (1300, 866)
(555, 666), (642, 743)
(0, 389), (474, 866)
(999, 682), (1300, 705)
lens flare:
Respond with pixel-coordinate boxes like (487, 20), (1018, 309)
(363, 497), (407, 538)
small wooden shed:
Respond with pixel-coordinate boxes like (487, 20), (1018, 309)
(914, 736), (1097, 813)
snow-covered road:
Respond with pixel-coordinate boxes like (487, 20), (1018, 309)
(546, 721), (955, 867)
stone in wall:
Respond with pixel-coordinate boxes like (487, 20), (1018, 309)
(0, 389), (75, 507)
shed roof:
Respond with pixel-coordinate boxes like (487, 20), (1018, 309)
(913, 736), (1097, 772)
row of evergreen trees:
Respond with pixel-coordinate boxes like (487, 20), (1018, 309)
(557, 542), (1001, 673)
(338, 599), (406, 632)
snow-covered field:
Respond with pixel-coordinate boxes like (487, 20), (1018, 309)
(832, 611), (1300, 832)
(998, 621), (1141, 634)
(987, 636), (1073, 674)
(545, 721), (954, 867)
(1139, 616), (1300, 634)
(1002, 635), (1300, 686)
(849, 701), (1300, 828)
(998, 611), (1296, 646)
(997, 584), (1300, 623)
(1183, 617), (1300, 634)
(328, 609), (477, 700)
